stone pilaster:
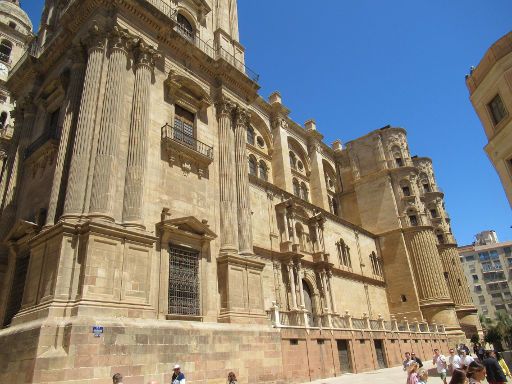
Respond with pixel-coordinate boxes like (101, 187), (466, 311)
(45, 46), (86, 226)
(297, 261), (305, 308)
(89, 27), (133, 221)
(0, 102), (36, 224)
(308, 141), (330, 211)
(287, 261), (297, 309)
(234, 106), (253, 255)
(63, 25), (106, 217)
(122, 41), (157, 228)
(216, 98), (238, 254)
(375, 134), (388, 170)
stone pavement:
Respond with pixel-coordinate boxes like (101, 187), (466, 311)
(305, 365), (460, 384)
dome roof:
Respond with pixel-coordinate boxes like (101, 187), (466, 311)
(0, 1), (33, 32)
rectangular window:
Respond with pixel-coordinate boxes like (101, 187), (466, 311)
(488, 94), (508, 126)
(475, 285), (482, 292)
(409, 215), (418, 226)
(168, 245), (200, 316)
(504, 247), (511, 257)
(472, 274), (479, 283)
(290, 339), (298, 345)
(465, 255), (475, 262)
(490, 250), (499, 259)
(402, 186), (411, 197)
(479, 252), (490, 261)
(174, 105), (195, 147)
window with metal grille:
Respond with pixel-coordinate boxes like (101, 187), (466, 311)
(177, 14), (194, 41)
(174, 105), (195, 147)
(488, 94), (508, 126)
(168, 245), (200, 316)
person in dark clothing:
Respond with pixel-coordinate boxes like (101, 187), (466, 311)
(411, 352), (423, 368)
(483, 351), (507, 384)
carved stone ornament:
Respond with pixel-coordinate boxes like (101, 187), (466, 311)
(234, 106), (251, 127)
(215, 98), (236, 119)
(133, 40), (160, 69)
(109, 26), (136, 54)
(84, 22), (106, 52)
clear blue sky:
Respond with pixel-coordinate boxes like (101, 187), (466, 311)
(24, 1), (511, 245)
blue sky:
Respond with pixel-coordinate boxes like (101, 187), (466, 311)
(24, 1), (511, 245)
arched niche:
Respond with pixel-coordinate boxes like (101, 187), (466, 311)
(287, 136), (311, 177)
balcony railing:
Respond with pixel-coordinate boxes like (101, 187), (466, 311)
(161, 123), (213, 161)
(267, 304), (447, 334)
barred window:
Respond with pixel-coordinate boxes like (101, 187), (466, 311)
(259, 160), (268, 181)
(177, 13), (194, 41)
(336, 239), (352, 268)
(168, 245), (200, 316)
(174, 105), (195, 147)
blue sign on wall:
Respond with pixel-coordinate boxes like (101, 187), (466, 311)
(92, 326), (104, 337)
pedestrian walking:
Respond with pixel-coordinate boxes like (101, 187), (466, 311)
(408, 361), (420, 384)
(227, 372), (238, 384)
(461, 350), (475, 369)
(483, 351), (507, 384)
(477, 346), (485, 361)
(467, 361), (486, 384)
(433, 349), (448, 384)
(496, 352), (512, 379)
(418, 370), (429, 384)
(404, 352), (414, 371)
(449, 369), (468, 384)
(449, 349), (462, 372)
(412, 352), (424, 368)
(113, 373), (124, 384)
(171, 364), (186, 384)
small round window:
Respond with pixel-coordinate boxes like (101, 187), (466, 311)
(257, 136), (265, 148)
(297, 161), (304, 171)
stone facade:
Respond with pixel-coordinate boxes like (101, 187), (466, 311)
(0, 0), (477, 383)
(466, 31), (512, 208)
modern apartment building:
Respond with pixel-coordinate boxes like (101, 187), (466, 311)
(459, 231), (512, 319)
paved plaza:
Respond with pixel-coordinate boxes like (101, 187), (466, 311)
(306, 365), (459, 384)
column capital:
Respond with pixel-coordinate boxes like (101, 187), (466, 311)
(215, 97), (236, 119)
(83, 22), (107, 52)
(133, 40), (159, 70)
(108, 26), (136, 55)
(234, 106), (251, 127)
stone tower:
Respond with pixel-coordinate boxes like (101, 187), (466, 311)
(338, 127), (481, 340)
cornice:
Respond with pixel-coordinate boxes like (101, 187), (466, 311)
(248, 173), (378, 239)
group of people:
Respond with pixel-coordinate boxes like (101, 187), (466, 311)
(111, 365), (238, 384)
(404, 348), (512, 384)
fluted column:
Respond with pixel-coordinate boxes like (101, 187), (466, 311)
(297, 262), (305, 308)
(405, 229), (452, 301)
(122, 41), (157, 228)
(89, 27), (133, 220)
(63, 25), (106, 217)
(327, 270), (337, 313)
(0, 103), (36, 216)
(440, 246), (474, 306)
(216, 99), (238, 253)
(234, 107), (253, 255)
(287, 262), (297, 309)
(45, 47), (86, 226)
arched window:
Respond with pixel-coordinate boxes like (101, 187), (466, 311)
(259, 160), (268, 181)
(247, 126), (255, 146)
(295, 223), (305, 252)
(0, 40), (12, 63)
(331, 197), (339, 216)
(437, 232), (445, 244)
(392, 146), (403, 167)
(293, 178), (300, 197)
(0, 111), (7, 128)
(289, 151), (297, 170)
(248, 155), (257, 176)
(177, 13), (194, 41)
(430, 208), (439, 218)
(408, 212), (418, 226)
(300, 182), (309, 202)
(8, 22), (16, 30)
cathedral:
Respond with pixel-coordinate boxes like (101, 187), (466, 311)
(0, 0), (481, 383)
